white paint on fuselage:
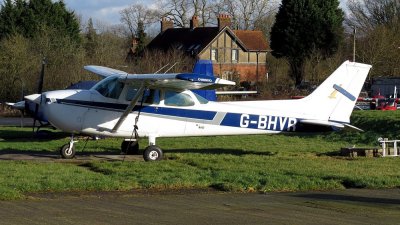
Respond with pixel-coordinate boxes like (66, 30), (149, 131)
(42, 87), (302, 139)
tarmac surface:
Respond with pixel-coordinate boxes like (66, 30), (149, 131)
(0, 189), (399, 225)
(1, 117), (400, 224)
(0, 116), (33, 127)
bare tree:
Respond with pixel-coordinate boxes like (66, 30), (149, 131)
(120, 4), (159, 38)
(158, 0), (220, 27)
(346, 0), (400, 77)
(211, 0), (276, 30)
(158, 0), (191, 27)
(192, 0), (213, 26)
(347, 0), (400, 33)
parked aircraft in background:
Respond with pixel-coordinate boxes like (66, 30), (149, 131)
(25, 61), (372, 161)
(357, 87), (399, 111)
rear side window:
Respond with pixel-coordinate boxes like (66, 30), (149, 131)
(164, 91), (195, 106)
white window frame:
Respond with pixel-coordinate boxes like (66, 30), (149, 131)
(211, 49), (218, 61)
(232, 49), (238, 62)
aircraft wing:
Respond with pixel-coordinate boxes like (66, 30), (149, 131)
(120, 73), (235, 90)
(85, 65), (235, 90)
(84, 65), (128, 78)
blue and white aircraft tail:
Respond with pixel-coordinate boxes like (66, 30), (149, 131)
(25, 60), (371, 161)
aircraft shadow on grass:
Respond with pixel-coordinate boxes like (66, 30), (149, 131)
(0, 129), (68, 142)
(165, 148), (276, 156)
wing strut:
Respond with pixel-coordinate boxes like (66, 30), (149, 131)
(112, 82), (146, 132)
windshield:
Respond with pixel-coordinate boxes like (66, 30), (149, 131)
(92, 76), (124, 99)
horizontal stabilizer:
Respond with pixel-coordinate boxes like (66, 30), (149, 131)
(300, 119), (363, 132)
(6, 101), (25, 110)
(300, 119), (344, 129)
(344, 123), (364, 132)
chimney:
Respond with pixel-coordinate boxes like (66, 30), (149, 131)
(217, 14), (231, 30)
(190, 15), (199, 29)
(161, 17), (173, 33)
(132, 38), (138, 48)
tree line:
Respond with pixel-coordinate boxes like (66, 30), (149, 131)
(1, 0), (400, 103)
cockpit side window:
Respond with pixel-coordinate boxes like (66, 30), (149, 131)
(164, 91), (195, 106)
(143, 89), (160, 104)
(126, 86), (160, 105)
(93, 77), (124, 99)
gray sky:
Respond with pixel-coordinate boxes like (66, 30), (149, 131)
(0, 0), (349, 26)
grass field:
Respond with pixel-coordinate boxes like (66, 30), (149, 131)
(0, 110), (399, 200)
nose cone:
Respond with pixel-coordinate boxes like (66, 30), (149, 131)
(25, 94), (42, 104)
(41, 90), (87, 133)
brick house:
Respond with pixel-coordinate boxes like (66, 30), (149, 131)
(145, 15), (270, 84)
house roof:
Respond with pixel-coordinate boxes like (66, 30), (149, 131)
(146, 26), (269, 55)
(147, 27), (220, 54)
(233, 30), (269, 51)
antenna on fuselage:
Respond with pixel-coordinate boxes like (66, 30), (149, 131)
(164, 62), (179, 74)
(153, 64), (170, 74)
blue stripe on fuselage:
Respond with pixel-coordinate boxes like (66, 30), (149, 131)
(54, 99), (299, 131)
(221, 113), (298, 132)
(55, 99), (216, 120)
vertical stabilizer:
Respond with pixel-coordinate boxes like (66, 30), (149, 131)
(300, 61), (371, 124)
(192, 60), (217, 101)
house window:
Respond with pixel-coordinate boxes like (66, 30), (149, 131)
(232, 49), (238, 62)
(211, 49), (218, 61)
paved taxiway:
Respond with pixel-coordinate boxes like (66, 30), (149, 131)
(0, 117), (33, 127)
(0, 189), (399, 225)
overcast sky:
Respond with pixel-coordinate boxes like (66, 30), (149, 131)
(0, 0), (348, 26)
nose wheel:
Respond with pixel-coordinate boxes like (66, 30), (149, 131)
(60, 144), (75, 159)
(60, 134), (77, 159)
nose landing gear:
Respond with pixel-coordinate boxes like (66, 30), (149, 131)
(60, 134), (77, 159)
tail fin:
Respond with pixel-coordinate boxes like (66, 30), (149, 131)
(300, 61), (371, 125)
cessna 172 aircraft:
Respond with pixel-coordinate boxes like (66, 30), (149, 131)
(25, 60), (371, 161)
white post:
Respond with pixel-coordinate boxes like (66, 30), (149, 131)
(382, 140), (386, 157)
(394, 141), (398, 156)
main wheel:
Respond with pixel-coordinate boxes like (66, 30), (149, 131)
(60, 144), (76, 159)
(121, 141), (140, 155)
(143, 145), (163, 161)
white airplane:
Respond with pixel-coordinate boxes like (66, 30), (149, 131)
(25, 60), (371, 161)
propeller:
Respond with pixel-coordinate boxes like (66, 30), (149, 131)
(32, 57), (47, 133)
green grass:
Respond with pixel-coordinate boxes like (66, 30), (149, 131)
(0, 110), (400, 199)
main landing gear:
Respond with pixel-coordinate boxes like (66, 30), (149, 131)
(121, 140), (140, 155)
(120, 137), (163, 161)
(59, 135), (163, 162)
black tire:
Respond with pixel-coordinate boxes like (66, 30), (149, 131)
(60, 143), (75, 159)
(143, 145), (163, 161)
(121, 141), (140, 155)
